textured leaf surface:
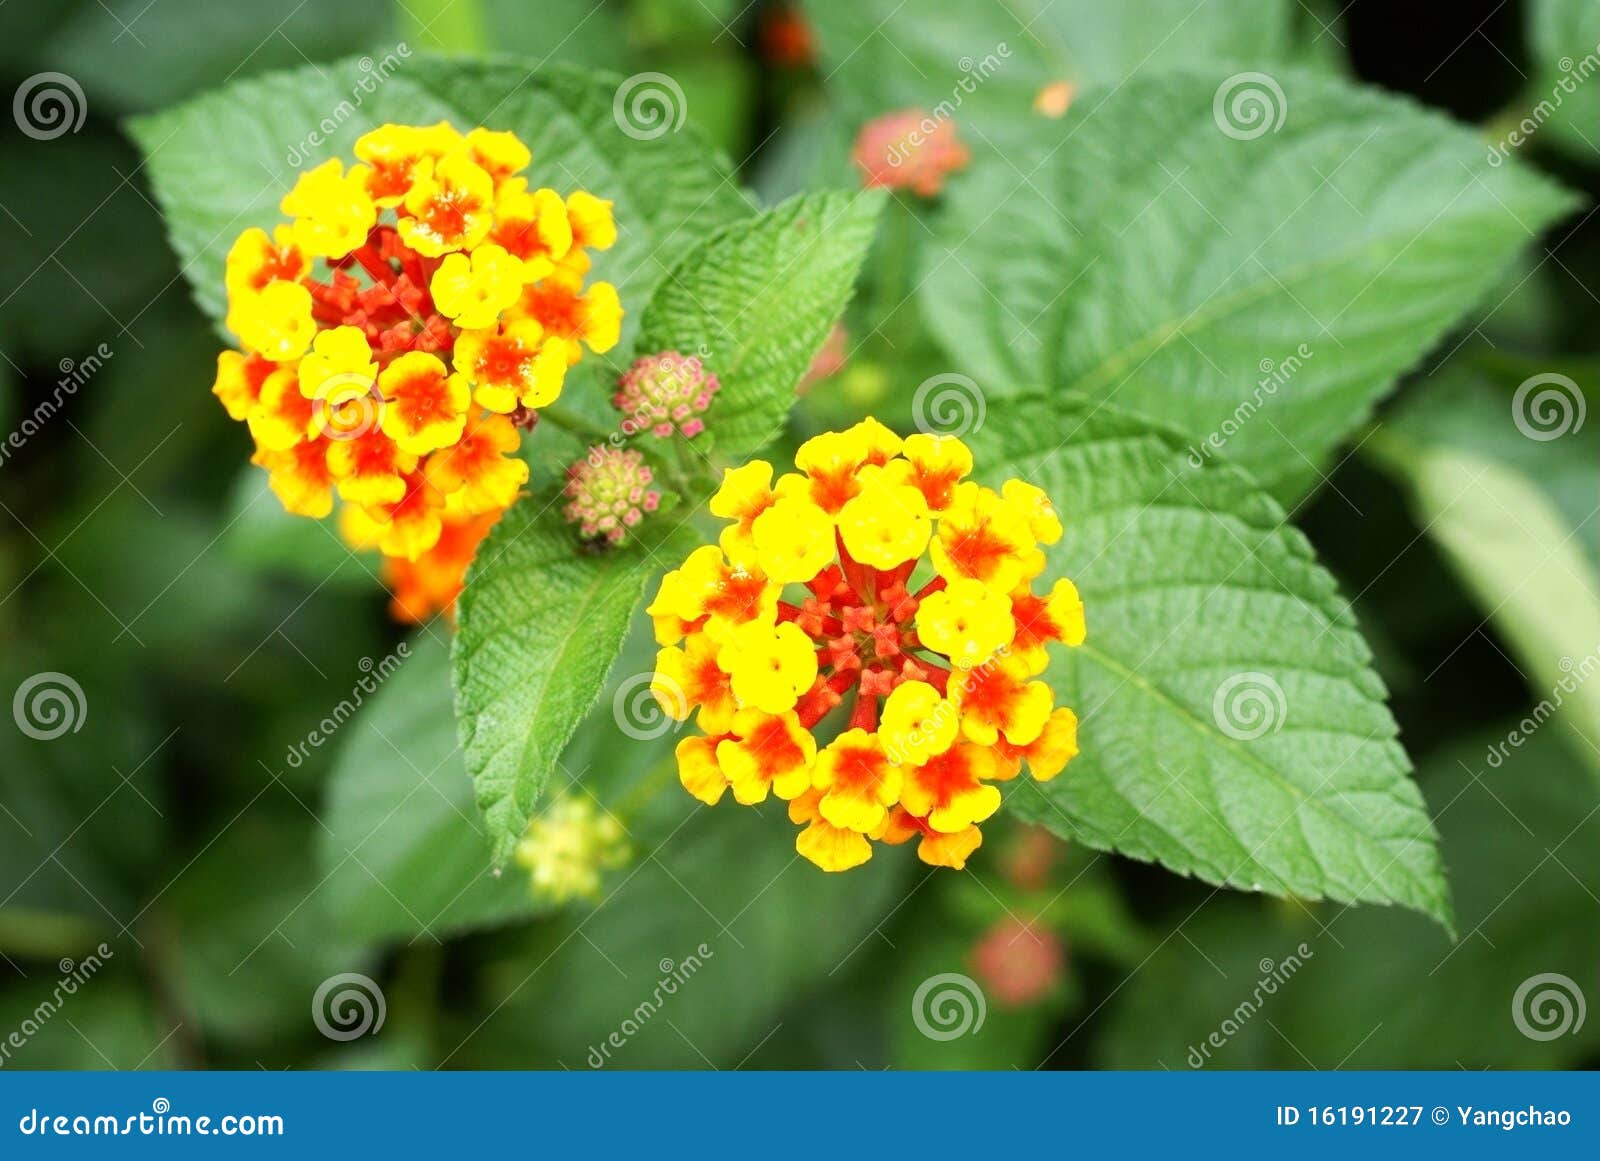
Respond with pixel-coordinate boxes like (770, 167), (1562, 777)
(924, 70), (1576, 494)
(128, 56), (751, 338)
(638, 189), (884, 460)
(972, 395), (1451, 927)
(1099, 728), (1600, 1068)
(453, 493), (696, 864)
(320, 634), (542, 938)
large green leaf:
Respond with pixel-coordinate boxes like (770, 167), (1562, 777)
(1099, 727), (1600, 1068)
(127, 55), (752, 339)
(811, 0), (1336, 154)
(637, 189), (885, 460)
(923, 70), (1576, 495)
(320, 633), (543, 939)
(971, 395), (1452, 928)
(1370, 355), (1600, 776)
(453, 493), (696, 864)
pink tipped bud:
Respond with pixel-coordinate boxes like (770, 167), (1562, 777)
(563, 446), (661, 545)
(613, 350), (721, 440)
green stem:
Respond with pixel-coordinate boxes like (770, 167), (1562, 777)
(539, 403), (615, 444)
(872, 195), (916, 354)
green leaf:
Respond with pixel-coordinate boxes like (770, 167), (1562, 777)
(971, 395), (1453, 928)
(320, 633), (543, 939)
(1099, 726), (1600, 1068)
(1370, 355), (1600, 776)
(637, 189), (885, 460)
(452, 802), (910, 1068)
(811, 0), (1329, 153)
(127, 55), (752, 340)
(452, 491), (695, 864)
(923, 69), (1577, 495)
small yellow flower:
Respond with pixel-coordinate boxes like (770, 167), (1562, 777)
(399, 152), (495, 255)
(751, 494), (834, 583)
(717, 708), (816, 804)
(565, 190), (617, 251)
(463, 126), (532, 183)
(718, 620), (818, 715)
(377, 352), (471, 455)
(230, 280), (315, 362)
(880, 680), (959, 767)
(813, 729), (901, 834)
(836, 467), (931, 569)
(430, 243), (524, 330)
(281, 159), (377, 258)
(709, 461), (779, 564)
(916, 577), (1015, 669)
(297, 325), (377, 400)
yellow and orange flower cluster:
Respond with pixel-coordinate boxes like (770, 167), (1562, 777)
(211, 121), (624, 620)
(648, 420), (1085, 872)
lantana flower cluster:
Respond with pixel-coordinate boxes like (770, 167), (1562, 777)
(210, 121), (622, 620)
(648, 419), (1085, 872)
